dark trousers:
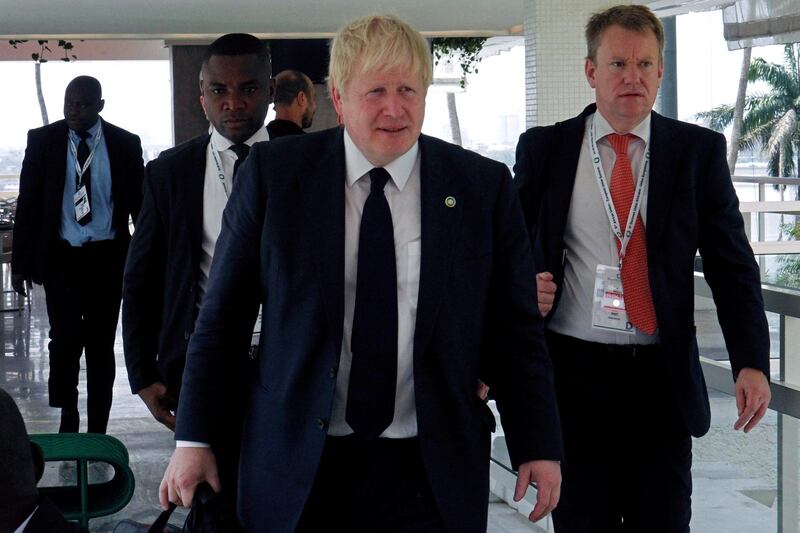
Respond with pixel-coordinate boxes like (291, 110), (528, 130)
(547, 332), (692, 533)
(43, 239), (126, 434)
(296, 436), (445, 532)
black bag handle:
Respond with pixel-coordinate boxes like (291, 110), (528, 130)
(147, 503), (177, 533)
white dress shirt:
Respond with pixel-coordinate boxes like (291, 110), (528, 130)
(177, 125), (268, 449)
(199, 126), (269, 299)
(328, 130), (422, 437)
(12, 506), (36, 533)
(548, 111), (659, 345)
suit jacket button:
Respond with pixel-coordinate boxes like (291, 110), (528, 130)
(317, 418), (326, 431)
(184, 331), (190, 340)
(329, 367), (337, 378)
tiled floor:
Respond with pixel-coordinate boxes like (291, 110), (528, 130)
(1, 284), (189, 531)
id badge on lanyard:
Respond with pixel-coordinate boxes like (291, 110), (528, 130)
(69, 126), (102, 224)
(592, 264), (634, 333)
(74, 186), (90, 222)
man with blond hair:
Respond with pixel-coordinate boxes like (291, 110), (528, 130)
(161, 14), (563, 532)
(515, 4), (770, 530)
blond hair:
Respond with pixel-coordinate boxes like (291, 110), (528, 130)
(328, 14), (432, 95)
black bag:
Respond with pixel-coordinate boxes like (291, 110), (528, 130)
(111, 506), (180, 533)
(112, 483), (239, 533)
(181, 483), (241, 533)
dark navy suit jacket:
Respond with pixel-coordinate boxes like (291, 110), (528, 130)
(123, 134), (214, 396)
(12, 118), (143, 284)
(175, 127), (563, 532)
(514, 104), (770, 438)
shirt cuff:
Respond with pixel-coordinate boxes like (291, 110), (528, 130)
(176, 440), (210, 448)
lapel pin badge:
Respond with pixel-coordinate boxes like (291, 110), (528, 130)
(444, 196), (456, 208)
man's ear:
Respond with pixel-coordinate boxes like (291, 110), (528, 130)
(330, 85), (344, 116)
(97, 99), (105, 113)
(585, 59), (597, 89)
(199, 80), (207, 116)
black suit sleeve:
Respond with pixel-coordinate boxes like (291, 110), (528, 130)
(122, 161), (167, 394)
(486, 165), (563, 466)
(125, 133), (144, 226)
(697, 133), (770, 377)
(513, 128), (550, 247)
(174, 145), (263, 442)
(11, 129), (45, 281)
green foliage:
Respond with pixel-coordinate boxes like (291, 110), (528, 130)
(431, 37), (487, 88)
(8, 39), (78, 63)
(777, 221), (800, 289)
(696, 43), (800, 178)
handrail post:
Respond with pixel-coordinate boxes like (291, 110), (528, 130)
(758, 181), (766, 273)
(780, 315), (800, 532)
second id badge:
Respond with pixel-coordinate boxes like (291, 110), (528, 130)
(592, 264), (634, 334)
(74, 185), (91, 223)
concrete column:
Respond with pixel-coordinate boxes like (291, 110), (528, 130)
(656, 16), (678, 119)
(170, 45), (208, 145)
(523, 0), (612, 128)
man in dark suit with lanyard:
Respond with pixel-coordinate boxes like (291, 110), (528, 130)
(122, 34), (271, 525)
(514, 5), (771, 531)
(12, 76), (143, 435)
(159, 14), (564, 533)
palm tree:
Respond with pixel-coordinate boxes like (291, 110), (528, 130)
(8, 39), (77, 126)
(696, 43), (800, 179)
(697, 44), (800, 286)
(729, 47), (751, 173)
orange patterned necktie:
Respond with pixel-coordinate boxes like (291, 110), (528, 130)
(607, 133), (657, 334)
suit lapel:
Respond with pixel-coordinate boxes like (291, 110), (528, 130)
(102, 119), (125, 218)
(413, 135), (463, 360)
(306, 129), (346, 347)
(46, 120), (69, 197)
(545, 108), (591, 269)
(188, 135), (211, 272)
(645, 112), (678, 257)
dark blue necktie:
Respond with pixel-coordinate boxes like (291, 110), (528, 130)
(230, 143), (250, 183)
(76, 130), (92, 226)
(347, 167), (398, 439)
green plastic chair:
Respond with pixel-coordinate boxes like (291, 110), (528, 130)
(29, 433), (136, 528)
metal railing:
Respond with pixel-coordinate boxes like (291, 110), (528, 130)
(696, 271), (800, 532)
(733, 175), (800, 255)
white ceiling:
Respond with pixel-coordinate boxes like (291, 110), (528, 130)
(0, 0), (737, 62)
(0, 0), (525, 40)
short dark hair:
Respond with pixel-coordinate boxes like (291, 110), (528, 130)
(273, 70), (313, 107)
(202, 33), (270, 74)
(585, 4), (664, 62)
(66, 75), (102, 101)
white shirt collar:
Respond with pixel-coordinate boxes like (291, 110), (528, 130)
(343, 128), (419, 192)
(210, 125), (268, 151)
(12, 506), (37, 533)
(594, 110), (651, 145)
